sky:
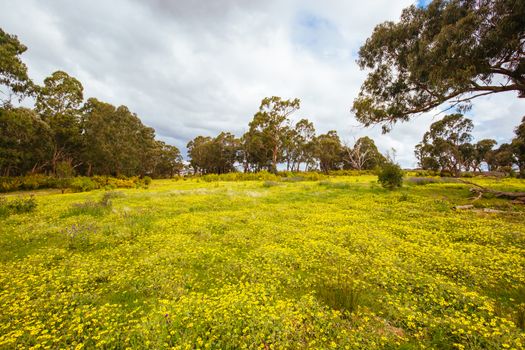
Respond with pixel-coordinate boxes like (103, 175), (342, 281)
(1, 0), (524, 168)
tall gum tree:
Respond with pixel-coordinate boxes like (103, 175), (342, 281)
(353, 0), (525, 132)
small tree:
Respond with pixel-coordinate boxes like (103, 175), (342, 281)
(378, 163), (403, 190)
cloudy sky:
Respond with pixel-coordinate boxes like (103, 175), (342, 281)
(1, 0), (524, 167)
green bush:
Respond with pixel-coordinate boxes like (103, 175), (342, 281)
(378, 163), (404, 190)
(0, 197), (9, 217)
(69, 177), (98, 192)
(0, 177), (21, 192)
(0, 195), (37, 216)
(143, 176), (152, 186)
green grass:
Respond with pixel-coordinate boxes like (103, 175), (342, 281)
(0, 176), (524, 349)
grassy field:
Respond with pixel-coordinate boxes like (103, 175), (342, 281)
(1, 176), (524, 349)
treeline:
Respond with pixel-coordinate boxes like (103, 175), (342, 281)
(187, 96), (387, 174)
(1, 29), (182, 178)
(415, 114), (525, 177)
(2, 28), (524, 179)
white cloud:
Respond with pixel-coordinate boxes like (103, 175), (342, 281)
(1, 0), (524, 166)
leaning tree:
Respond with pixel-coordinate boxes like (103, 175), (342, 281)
(353, 0), (525, 131)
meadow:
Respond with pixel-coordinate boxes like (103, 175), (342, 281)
(1, 175), (524, 349)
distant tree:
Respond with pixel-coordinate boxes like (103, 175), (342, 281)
(487, 143), (515, 173)
(187, 136), (213, 174)
(512, 116), (525, 177)
(212, 132), (240, 174)
(414, 142), (440, 172)
(283, 119), (316, 171)
(458, 142), (476, 172)
(316, 130), (343, 173)
(35, 71), (84, 173)
(0, 28), (33, 106)
(415, 114), (473, 176)
(473, 139), (497, 171)
(81, 98), (157, 176)
(353, 0), (525, 131)
(0, 107), (52, 176)
(344, 136), (386, 170)
(247, 96), (300, 172)
(187, 132), (240, 174)
(152, 141), (183, 178)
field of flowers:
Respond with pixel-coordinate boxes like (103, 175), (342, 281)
(1, 176), (524, 349)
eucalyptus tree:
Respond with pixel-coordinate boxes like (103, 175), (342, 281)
(511, 116), (525, 176)
(284, 119), (316, 171)
(35, 71), (84, 173)
(0, 107), (52, 176)
(0, 28), (33, 106)
(246, 96), (300, 172)
(81, 98), (158, 176)
(353, 0), (525, 131)
(344, 136), (386, 170)
(152, 141), (183, 178)
(415, 114), (473, 175)
(316, 130), (343, 173)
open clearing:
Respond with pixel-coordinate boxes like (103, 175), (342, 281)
(1, 176), (525, 349)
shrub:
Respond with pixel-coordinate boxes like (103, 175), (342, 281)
(0, 197), (9, 217)
(21, 175), (44, 190)
(0, 177), (21, 192)
(100, 191), (124, 207)
(143, 176), (152, 186)
(0, 195), (37, 216)
(69, 177), (98, 192)
(378, 163), (404, 190)
(280, 176), (305, 182)
(398, 192), (409, 202)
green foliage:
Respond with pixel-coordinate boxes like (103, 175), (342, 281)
(316, 130), (343, 172)
(353, 0), (525, 131)
(415, 114), (473, 176)
(0, 107), (53, 176)
(0, 195), (36, 216)
(378, 163), (404, 189)
(511, 117), (525, 178)
(343, 136), (387, 170)
(243, 96), (301, 173)
(68, 177), (98, 192)
(142, 176), (152, 186)
(187, 132), (240, 175)
(0, 28), (33, 104)
(316, 281), (362, 315)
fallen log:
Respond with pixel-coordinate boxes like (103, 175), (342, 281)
(458, 180), (525, 204)
(453, 204), (474, 210)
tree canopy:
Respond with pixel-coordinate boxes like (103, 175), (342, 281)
(353, 0), (525, 131)
(0, 28), (32, 105)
